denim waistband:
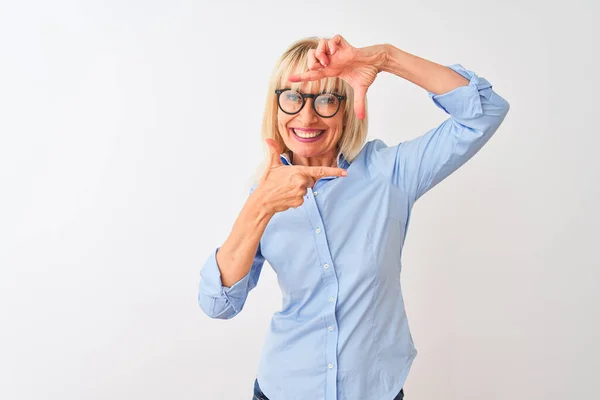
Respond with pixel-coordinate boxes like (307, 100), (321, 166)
(253, 378), (404, 399)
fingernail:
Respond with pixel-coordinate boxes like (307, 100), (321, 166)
(341, 171), (347, 176)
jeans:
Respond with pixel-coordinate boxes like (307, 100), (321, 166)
(253, 378), (405, 400)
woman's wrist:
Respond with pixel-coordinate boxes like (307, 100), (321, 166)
(356, 44), (389, 74)
(376, 44), (413, 77)
(247, 189), (275, 223)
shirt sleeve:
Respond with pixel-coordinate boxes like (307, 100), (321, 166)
(368, 63), (510, 203)
(197, 184), (266, 319)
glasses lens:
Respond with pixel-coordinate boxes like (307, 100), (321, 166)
(279, 90), (303, 113)
(315, 93), (339, 117)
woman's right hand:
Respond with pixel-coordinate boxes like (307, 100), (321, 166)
(254, 139), (348, 215)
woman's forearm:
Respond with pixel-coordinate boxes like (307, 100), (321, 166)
(366, 43), (470, 95)
(216, 191), (273, 288)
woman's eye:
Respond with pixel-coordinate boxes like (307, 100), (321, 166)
(318, 96), (336, 105)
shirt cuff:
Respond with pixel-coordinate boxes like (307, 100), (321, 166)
(199, 246), (253, 313)
(427, 64), (493, 120)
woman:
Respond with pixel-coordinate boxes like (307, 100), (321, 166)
(198, 35), (510, 400)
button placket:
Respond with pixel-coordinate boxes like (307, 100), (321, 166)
(301, 187), (339, 399)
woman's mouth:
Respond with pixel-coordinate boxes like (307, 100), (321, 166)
(290, 128), (325, 142)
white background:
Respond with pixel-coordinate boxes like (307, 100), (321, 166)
(1, 1), (598, 399)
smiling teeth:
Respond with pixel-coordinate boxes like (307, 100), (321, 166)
(293, 129), (324, 138)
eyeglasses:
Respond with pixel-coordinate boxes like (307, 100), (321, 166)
(275, 89), (346, 118)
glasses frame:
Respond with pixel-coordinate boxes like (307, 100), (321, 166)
(275, 88), (346, 118)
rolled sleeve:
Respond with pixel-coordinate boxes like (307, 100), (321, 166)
(198, 246), (264, 319)
(427, 64), (492, 119)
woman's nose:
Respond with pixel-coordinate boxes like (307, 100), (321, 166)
(297, 98), (319, 123)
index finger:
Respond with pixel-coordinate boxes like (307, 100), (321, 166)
(288, 69), (328, 83)
(298, 165), (348, 178)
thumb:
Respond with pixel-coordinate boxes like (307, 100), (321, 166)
(353, 85), (368, 120)
(265, 138), (284, 167)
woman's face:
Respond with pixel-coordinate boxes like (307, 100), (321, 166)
(276, 81), (345, 163)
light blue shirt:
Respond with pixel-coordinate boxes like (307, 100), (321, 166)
(198, 64), (510, 400)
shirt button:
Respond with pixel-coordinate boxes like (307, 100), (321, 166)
(328, 296), (334, 302)
(324, 263), (329, 269)
(314, 191), (318, 196)
(328, 363), (334, 369)
(315, 228), (321, 234)
(328, 326), (334, 331)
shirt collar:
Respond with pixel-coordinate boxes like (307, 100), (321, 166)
(279, 151), (350, 169)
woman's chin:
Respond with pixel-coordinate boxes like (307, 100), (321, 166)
(288, 146), (323, 158)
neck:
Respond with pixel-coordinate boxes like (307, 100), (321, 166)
(290, 151), (338, 168)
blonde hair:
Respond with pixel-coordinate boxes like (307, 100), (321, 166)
(248, 36), (369, 188)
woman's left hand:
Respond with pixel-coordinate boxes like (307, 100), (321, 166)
(288, 35), (386, 120)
